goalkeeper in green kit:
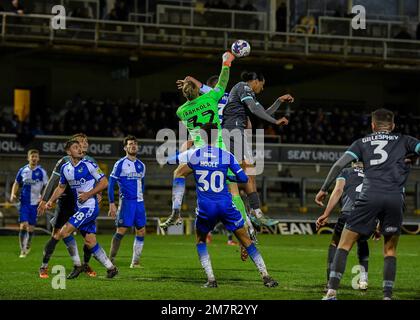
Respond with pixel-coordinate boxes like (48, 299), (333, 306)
(160, 51), (254, 252)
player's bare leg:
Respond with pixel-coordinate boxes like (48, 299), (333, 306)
(234, 227), (278, 287)
(383, 234), (399, 300)
(196, 230), (217, 288)
(324, 228), (359, 300)
(160, 164), (187, 230)
(130, 226), (145, 268)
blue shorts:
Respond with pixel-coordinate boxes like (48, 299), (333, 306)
(19, 204), (38, 225)
(68, 206), (98, 234)
(116, 200), (146, 228)
(195, 199), (244, 234)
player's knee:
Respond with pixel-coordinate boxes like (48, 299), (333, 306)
(20, 222), (28, 230)
(117, 227), (128, 235)
(84, 236), (96, 248)
(135, 227), (145, 237)
(383, 246), (397, 257)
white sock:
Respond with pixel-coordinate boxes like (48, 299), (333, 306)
(197, 243), (215, 281)
(132, 236), (144, 264)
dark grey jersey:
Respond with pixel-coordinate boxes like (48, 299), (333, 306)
(337, 167), (364, 213)
(346, 132), (420, 194)
(222, 81), (256, 130)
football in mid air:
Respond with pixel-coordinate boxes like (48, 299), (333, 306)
(231, 40), (251, 58)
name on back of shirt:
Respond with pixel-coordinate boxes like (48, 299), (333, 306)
(200, 161), (218, 168)
(362, 134), (399, 143)
(183, 103), (210, 117)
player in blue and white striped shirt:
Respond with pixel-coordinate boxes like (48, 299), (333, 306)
(108, 135), (147, 268)
(10, 149), (48, 258)
(45, 140), (118, 279)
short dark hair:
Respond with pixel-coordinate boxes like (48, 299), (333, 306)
(206, 75), (219, 88)
(200, 123), (218, 145)
(64, 139), (80, 151)
(124, 135), (137, 146)
(27, 149), (39, 157)
(241, 71), (264, 82)
(71, 133), (87, 140)
(372, 108), (394, 127)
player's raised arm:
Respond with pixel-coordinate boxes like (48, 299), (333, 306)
(243, 99), (289, 126)
(208, 51), (235, 101)
(266, 94), (295, 116)
(316, 177), (346, 230)
(315, 153), (355, 207)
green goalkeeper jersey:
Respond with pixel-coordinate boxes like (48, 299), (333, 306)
(176, 65), (230, 148)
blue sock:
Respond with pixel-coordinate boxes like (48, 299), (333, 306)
(246, 243), (268, 277)
(172, 177), (186, 211)
(196, 242), (215, 281)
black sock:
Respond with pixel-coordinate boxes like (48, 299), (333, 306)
(328, 248), (349, 290)
(27, 232), (34, 249)
(19, 229), (28, 251)
(384, 256), (397, 299)
(247, 192), (260, 211)
(83, 244), (92, 264)
(42, 238), (59, 264)
(227, 233), (233, 241)
(357, 240), (369, 273)
(327, 244), (337, 282)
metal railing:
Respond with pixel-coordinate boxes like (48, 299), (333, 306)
(1, 13), (420, 64)
(156, 4), (268, 31)
(129, 13), (154, 23)
(318, 16), (415, 39)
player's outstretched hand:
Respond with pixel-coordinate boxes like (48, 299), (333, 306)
(276, 117), (289, 126)
(37, 200), (47, 216)
(315, 190), (328, 207)
(279, 94), (294, 103)
(316, 213), (329, 230)
(222, 51), (235, 67)
(108, 203), (117, 218)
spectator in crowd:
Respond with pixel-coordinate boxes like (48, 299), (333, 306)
(115, 0), (129, 20)
(416, 22), (420, 40)
(11, 0), (24, 15)
(278, 168), (299, 198)
(243, 0), (257, 12)
(1, 96), (419, 146)
(229, 0), (243, 11)
(394, 27), (412, 40)
(276, 1), (287, 32)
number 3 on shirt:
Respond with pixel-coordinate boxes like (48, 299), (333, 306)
(196, 170), (224, 192)
(370, 141), (388, 165)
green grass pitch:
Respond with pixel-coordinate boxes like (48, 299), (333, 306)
(0, 234), (419, 300)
